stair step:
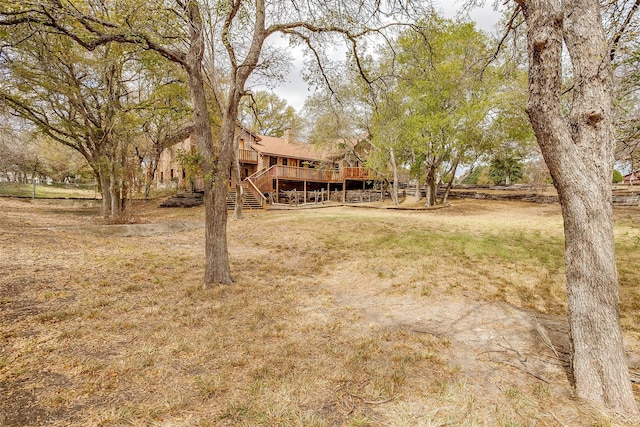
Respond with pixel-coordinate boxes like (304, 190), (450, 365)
(227, 187), (263, 210)
(160, 188), (262, 209)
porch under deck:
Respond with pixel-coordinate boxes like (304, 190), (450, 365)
(246, 165), (387, 204)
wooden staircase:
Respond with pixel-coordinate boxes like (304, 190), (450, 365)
(160, 184), (263, 210)
(227, 185), (264, 210)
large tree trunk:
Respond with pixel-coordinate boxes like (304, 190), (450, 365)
(109, 171), (119, 219)
(108, 156), (122, 220)
(389, 146), (399, 206)
(97, 167), (112, 218)
(185, 2), (233, 285)
(424, 165), (437, 207)
(516, 0), (637, 414)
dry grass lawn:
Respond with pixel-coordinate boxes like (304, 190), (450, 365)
(2, 197), (640, 426)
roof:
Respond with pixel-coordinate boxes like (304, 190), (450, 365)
(250, 134), (333, 161)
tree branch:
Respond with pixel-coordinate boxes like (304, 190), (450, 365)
(484, 5), (523, 74)
(609, 0), (640, 61)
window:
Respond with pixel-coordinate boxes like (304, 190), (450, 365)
(282, 158), (288, 166)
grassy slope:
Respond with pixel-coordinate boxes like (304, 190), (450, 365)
(0, 182), (98, 199)
(1, 198), (639, 426)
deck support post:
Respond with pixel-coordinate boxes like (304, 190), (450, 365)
(304, 180), (307, 203)
(342, 181), (346, 204)
(276, 178), (279, 203)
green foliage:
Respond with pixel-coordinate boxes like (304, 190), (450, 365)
(176, 148), (203, 188)
(489, 154), (524, 185)
(360, 13), (522, 197)
(0, 24), (151, 216)
(462, 166), (489, 185)
(240, 91), (304, 138)
(613, 169), (624, 183)
(391, 16), (494, 169)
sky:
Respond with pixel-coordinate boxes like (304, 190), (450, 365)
(257, 1), (503, 112)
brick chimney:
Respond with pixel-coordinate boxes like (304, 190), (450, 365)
(284, 128), (294, 144)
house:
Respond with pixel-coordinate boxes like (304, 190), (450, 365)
(623, 170), (640, 185)
(155, 127), (260, 191)
(155, 136), (193, 189)
(155, 127), (406, 207)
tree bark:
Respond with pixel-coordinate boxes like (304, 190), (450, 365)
(232, 135), (245, 219)
(144, 151), (159, 199)
(109, 167), (119, 219)
(440, 156), (459, 204)
(389, 146), (399, 206)
(97, 166), (111, 218)
(515, 0), (638, 414)
(98, 171), (107, 217)
(424, 164), (437, 207)
(185, 2), (233, 285)
(109, 153), (123, 220)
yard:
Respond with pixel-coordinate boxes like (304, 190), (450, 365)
(2, 197), (640, 426)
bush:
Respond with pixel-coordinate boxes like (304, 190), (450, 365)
(613, 170), (624, 183)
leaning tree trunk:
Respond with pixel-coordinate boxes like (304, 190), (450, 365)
(440, 156), (459, 205)
(516, 0), (637, 414)
(185, 2), (233, 285)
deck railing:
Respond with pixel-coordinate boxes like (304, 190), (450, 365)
(247, 165), (276, 192)
(245, 165), (408, 193)
(343, 168), (411, 183)
(242, 180), (267, 207)
(343, 167), (373, 180)
(238, 149), (258, 163)
(270, 165), (342, 182)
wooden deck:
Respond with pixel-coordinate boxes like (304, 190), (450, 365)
(269, 165), (342, 182)
(238, 149), (258, 163)
(247, 165), (408, 193)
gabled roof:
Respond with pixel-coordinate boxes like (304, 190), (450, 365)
(250, 134), (333, 161)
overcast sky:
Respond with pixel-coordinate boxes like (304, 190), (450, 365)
(254, 2), (502, 112)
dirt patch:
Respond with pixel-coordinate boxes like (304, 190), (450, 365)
(312, 260), (586, 422)
(51, 221), (204, 237)
(0, 381), (49, 426)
